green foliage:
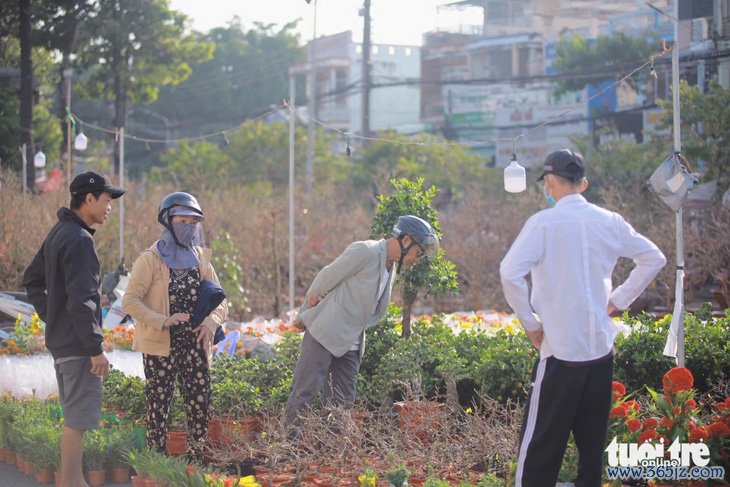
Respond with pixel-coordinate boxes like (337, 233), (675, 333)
(102, 367), (146, 423)
(370, 178), (459, 336)
(211, 231), (250, 319)
(22, 419), (61, 470)
(658, 80), (730, 193)
(468, 330), (535, 403)
(354, 132), (487, 201)
(385, 465), (411, 487)
(154, 140), (233, 190)
(614, 312), (730, 394)
(552, 32), (658, 97)
(83, 429), (108, 471)
(357, 305), (403, 400)
(151, 19), (304, 131)
(613, 313), (676, 392)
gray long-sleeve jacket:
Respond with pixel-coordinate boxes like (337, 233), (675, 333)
(298, 239), (394, 357)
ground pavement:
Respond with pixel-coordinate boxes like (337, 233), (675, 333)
(0, 461), (132, 487)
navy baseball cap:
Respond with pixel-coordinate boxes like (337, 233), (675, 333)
(538, 149), (585, 182)
(69, 171), (125, 199)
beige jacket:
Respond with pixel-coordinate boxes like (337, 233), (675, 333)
(122, 243), (228, 358)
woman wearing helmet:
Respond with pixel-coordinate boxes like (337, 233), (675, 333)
(284, 215), (438, 430)
(122, 192), (227, 459)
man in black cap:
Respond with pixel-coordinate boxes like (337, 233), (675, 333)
(500, 149), (666, 487)
(23, 171), (124, 487)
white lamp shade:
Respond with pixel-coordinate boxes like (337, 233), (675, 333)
(33, 150), (46, 168)
(74, 132), (88, 151)
(504, 157), (526, 193)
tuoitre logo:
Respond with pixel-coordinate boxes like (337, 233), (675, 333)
(605, 437), (710, 467)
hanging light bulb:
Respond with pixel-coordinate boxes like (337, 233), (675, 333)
(504, 153), (526, 193)
(74, 132), (88, 151)
(33, 149), (46, 168)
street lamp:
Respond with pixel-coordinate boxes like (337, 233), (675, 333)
(504, 153), (526, 193)
(74, 132), (88, 151)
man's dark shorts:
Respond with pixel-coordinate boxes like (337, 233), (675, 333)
(54, 357), (102, 430)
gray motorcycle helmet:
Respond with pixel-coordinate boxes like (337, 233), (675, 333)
(158, 192), (204, 246)
(392, 215), (440, 258)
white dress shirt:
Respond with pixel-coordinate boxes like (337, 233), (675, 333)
(500, 194), (666, 361)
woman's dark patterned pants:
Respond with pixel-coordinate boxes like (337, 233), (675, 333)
(143, 328), (210, 460)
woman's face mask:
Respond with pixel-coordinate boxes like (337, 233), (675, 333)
(172, 221), (196, 247)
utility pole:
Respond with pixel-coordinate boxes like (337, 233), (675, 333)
(306, 0), (318, 192)
(361, 0), (372, 140)
(63, 68), (73, 182)
(19, 0), (34, 191)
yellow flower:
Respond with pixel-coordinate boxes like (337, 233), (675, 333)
(237, 476), (261, 487)
(465, 407), (473, 414)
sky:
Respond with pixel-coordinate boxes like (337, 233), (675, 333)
(168, 0), (482, 46)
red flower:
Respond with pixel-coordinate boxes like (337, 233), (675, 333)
(662, 367), (694, 394)
(638, 429), (660, 444)
(685, 399), (697, 410)
(708, 422), (730, 438)
(661, 416), (674, 429)
(627, 418), (642, 432)
(612, 381), (627, 401)
(716, 398), (730, 413)
(689, 426), (710, 443)
(610, 404), (629, 418)
(643, 418), (659, 430)
(673, 406), (681, 416)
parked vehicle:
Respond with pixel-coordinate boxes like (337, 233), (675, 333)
(101, 259), (134, 329)
(0, 291), (36, 339)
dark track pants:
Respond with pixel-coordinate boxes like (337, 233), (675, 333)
(515, 353), (613, 487)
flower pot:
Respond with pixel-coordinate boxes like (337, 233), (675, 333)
(209, 416), (261, 446)
(86, 468), (107, 487)
(2, 449), (15, 465)
(111, 466), (131, 483)
(35, 467), (54, 484)
(54, 471), (62, 487)
(144, 479), (164, 487)
(0, 447), (7, 462)
(166, 430), (188, 456)
(394, 400), (445, 442)
(130, 475), (148, 487)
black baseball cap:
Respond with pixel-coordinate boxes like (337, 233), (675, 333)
(69, 171), (125, 199)
(537, 149), (585, 182)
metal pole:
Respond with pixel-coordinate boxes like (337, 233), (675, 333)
(305, 0), (317, 192)
(119, 127), (125, 262)
(671, 3), (685, 367)
(65, 69), (72, 182)
(288, 76), (296, 312)
(362, 0), (372, 139)
(21, 144), (27, 195)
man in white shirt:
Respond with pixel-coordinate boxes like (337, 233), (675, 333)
(500, 149), (666, 487)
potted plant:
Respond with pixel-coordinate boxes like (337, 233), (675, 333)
(386, 465), (411, 487)
(209, 377), (262, 445)
(105, 427), (133, 483)
(82, 430), (107, 486)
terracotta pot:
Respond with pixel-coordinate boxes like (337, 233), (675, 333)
(394, 400), (445, 443)
(0, 447), (7, 462)
(35, 467), (54, 484)
(54, 470), (62, 487)
(130, 474), (148, 487)
(86, 468), (107, 487)
(3, 449), (15, 465)
(111, 466), (131, 483)
(166, 430), (188, 456)
(208, 416), (261, 446)
(144, 479), (164, 487)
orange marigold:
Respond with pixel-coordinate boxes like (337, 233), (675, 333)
(689, 426), (710, 443)
(625, 400), (640, 412)
(612, 381), (627, 401)
(627, 418), (642, 433)
(707, 422), (730, 438)
(610, 404), (629, 418)
(638, 429), (660, 444)
(662, 367), (694, 394)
